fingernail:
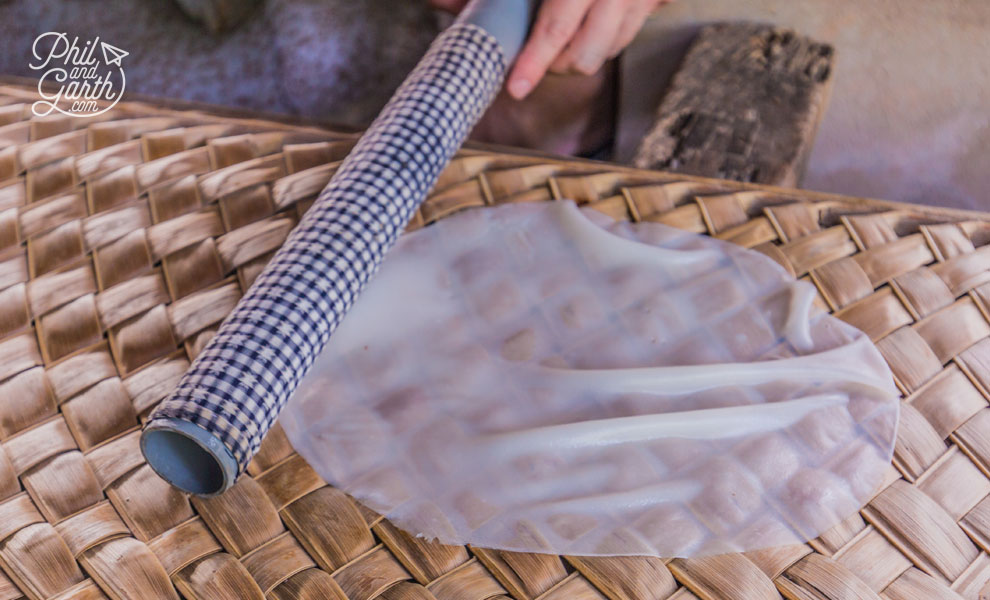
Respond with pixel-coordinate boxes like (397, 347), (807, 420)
(508, 78), (531, 99)
(577, 55), (600, 75)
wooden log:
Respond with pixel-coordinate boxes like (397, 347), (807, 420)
(633, 23), (834, 188)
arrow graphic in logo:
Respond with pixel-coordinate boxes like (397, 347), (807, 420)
(101, 42), (128, 66)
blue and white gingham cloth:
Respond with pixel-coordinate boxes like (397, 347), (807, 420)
(146, 23), (507, 477)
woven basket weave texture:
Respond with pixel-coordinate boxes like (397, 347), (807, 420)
(0, 82), (989, 600)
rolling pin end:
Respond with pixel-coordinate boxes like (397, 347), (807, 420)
(141, 418), (238, 496)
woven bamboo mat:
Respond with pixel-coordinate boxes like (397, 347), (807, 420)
(1, 80), (989, 600)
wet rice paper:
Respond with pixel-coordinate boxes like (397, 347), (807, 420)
(281, 200), (899, 557)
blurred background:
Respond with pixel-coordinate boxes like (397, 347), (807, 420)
(0, 0), (986, 210)
(621, 1), (990, 211)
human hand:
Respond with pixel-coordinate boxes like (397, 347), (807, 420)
(431, 0), (670, 99)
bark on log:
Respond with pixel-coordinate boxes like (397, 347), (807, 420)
(633, 23), (834, 187)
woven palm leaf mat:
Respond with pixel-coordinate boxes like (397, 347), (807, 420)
(1, 80), (990, 600)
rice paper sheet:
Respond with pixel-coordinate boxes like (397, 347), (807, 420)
(281, 200), (899, 557)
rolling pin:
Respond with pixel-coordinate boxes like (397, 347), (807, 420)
(142, 0), (537, 495)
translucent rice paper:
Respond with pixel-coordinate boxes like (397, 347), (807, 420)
(281, 200), (899, 557)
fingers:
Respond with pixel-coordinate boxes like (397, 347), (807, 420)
(429, 0), (470, 13)
(507, 0), (596, 99)
(506, 0), (661, 99)
(549, 0), (625, 76)
(607, 0), (657, 58)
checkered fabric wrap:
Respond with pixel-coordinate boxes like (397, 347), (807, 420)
(145, 23), (507, 475)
